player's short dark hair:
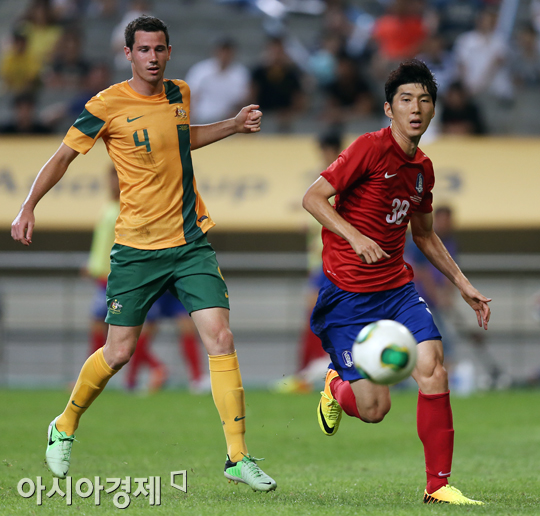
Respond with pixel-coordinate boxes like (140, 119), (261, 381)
(318, 130), (343, 152)
(434, 205), (453, 217)
(385, 59), (438, 105)
(124, 15), (169, 50)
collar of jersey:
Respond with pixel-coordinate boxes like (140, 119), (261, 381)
(123, 80), (167, 101)
(386, 126), (423, 164)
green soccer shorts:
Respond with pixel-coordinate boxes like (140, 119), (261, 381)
(105, 234), (229, 326)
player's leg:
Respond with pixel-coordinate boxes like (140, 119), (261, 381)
(393, 283), (482, 505)
(171, 235), (276, 491)
(47, 244), (168, 478)
(311, 276), (392, 435)
(190, 307), (244, 453)
(47, 324), (141, 478)
(413, 339), (481, 505)
(191, 306), (276, 491)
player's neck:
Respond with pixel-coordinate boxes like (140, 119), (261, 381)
(128, 76), (164, 97)
(390, 124), (420, 157)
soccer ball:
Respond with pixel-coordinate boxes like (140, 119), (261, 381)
(352, 320), (417, 385)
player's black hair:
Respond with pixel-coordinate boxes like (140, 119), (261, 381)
(124, 15), (169, 50)
(385, 59), (438, 105)
(434, 205), (453, 217)
(318, 130), (343, 152)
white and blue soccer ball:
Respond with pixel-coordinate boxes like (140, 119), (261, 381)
(352, 320), (418, 385)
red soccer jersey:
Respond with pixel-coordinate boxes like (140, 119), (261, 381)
(320, 126), (434, 293)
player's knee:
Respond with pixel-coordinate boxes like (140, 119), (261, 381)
(417, 360), (448, 393)
(210, 327), (234, 355)
(103, 343), (135, 369)
(358, 398), (391, 424)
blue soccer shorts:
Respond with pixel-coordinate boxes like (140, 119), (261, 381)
(310, 276), (441, 382)
(146, 289), (188, 322)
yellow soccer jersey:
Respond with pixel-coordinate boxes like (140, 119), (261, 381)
(63, 79), (215, 250)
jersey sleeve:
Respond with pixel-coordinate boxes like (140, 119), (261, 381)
(321, 133), (378, 193)
(416, 161), (435, 213)
(63, 94), (108, 154)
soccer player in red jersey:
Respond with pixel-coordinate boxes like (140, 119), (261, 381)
(303, 59), (491, 505)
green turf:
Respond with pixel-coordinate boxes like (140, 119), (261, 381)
(1, 389), (539, 515)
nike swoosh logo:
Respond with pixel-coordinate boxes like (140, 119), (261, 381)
(49, 436), (55, 446)
(384, 172), (397, 179)
(127, 116), (144, 123)
(318, 402), (333, 434)
(234, 416), (245, 421)
(72, 400), (89, 409)
(438, 471), (451, 476)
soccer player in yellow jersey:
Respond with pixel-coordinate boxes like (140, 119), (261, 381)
(11, 15), (277, 492)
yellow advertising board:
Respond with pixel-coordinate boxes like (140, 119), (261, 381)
(0, 134), (539, 231)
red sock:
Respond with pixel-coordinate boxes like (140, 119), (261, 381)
(417, 390), (454, 494)
(137, 334), (160, 368)
(180, 334), (202, 382)
(89, 328), (106, 355)
(125, 339), (144, 390)
(298, 325), (326, 370)
(125, 334), (160, 389)
(330, 376), (362, 419)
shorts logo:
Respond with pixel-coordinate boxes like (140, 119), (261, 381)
(109, 299), (123, 314)
(342, 350), (354, 368)
(415, 173), (424, 194)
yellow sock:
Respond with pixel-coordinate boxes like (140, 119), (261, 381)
(209, 351), (248, 462)
(56, 348), (117, 435)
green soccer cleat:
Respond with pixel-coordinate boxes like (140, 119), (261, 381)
(224, 455), (277, 492)
(45, 416), (75, 478)
(317, 369), (343, 436)
(423, 485), (484, 505)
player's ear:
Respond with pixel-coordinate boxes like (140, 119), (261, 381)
(124, 46), (132, 62)
(383, 101), (393, 120)
(167, 45), (172, 61)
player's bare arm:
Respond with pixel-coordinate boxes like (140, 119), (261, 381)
(190, 104), (262, 150)
(303, 176), (390, 264)
(410, 211), (491, 329)
(11, 143), (79, 246)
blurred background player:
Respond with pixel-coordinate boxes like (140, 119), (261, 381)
(273, 130), (343, 393)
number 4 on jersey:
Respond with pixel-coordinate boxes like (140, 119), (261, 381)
(386, 198), (410, 225)
(133, 129), (151, 152)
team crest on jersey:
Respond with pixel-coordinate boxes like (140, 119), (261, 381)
(342, 350), (354, 368)
(415, 173), (424, 194)
(109, 299), (123, 314)
(175, 106), (188, 120)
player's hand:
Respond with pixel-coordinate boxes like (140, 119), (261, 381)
(11, 208), (35, 246)
(460, 284), (492, 330)
(350, 234), (390, 264)
(234, 104), (262, 133)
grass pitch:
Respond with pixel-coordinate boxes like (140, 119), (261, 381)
(1, 388), (539, 515)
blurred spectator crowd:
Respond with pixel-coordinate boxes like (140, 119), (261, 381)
(2, 0), (540, 135)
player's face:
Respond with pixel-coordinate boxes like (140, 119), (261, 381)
(384, 83), (435, 142)
(125, 30), (171, 87)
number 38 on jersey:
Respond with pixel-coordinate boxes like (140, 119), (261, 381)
(386, 198), (410, 225)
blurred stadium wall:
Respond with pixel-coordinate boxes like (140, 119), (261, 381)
(1, 135), (539, 388)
